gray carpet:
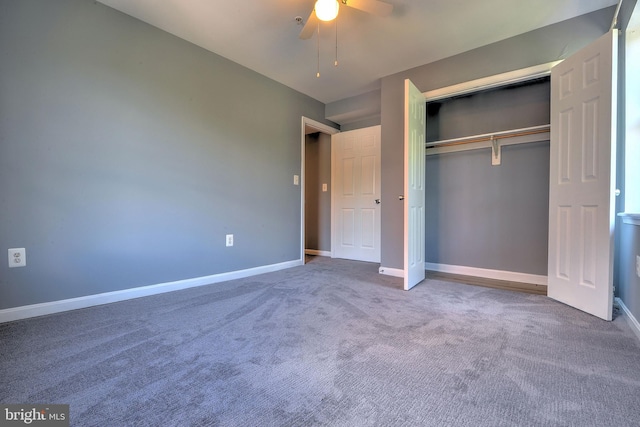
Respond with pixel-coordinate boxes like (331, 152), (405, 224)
(1, 256), (640, 426)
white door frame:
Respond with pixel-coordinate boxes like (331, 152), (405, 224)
(423, 62), (561, 102)
(300, 117), (339, 263)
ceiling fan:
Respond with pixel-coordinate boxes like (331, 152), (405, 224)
(299, 0), (394, 39)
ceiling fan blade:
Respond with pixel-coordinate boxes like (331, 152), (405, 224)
(299, 10), (319, 39)
(344, 0), (393, 16)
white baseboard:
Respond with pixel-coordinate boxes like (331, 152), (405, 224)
(615, 297), (640, 342)
(379, 266), (404, 278)
(305, 249), (331, 257)
(0, 259), (303, 324)
(425, 263), (548, 286)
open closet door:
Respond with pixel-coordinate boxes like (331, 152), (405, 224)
(548, 30), (618, 320)
(404, 79), (426, 290)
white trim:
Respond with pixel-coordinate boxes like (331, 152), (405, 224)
(616, 297), (640, 342)
(423, 61), (561, 101)
(379, 266), (404, 278)
(305, 249), (332, 257)
(0, 260), (302, 324)
(302, 117), (340, 135)
(425, 262), (548, 286)
(301, 117), (339, 264)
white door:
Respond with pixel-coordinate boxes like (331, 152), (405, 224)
(332, 126), (381, 262)
(404, 79), (426, 290)
(548, 30), (618, 320)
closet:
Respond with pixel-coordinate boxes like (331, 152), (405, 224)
(424, 77), (551, 285)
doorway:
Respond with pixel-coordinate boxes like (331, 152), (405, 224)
(305, 131), (332, 257)
(300, 117), (339, 263)
(300, 118), (382, 265)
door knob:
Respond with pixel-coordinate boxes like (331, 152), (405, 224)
(399, 195), (404, 200)
(375, 199), (381, 204)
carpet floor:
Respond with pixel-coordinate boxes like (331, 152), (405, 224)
(1, 256), (640, 426)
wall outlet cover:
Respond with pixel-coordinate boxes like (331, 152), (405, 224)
(636, 255), (640, 278)
(8, 248), (26, 268)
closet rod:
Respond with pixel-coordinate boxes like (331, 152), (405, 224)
(426, 124), (550, 149)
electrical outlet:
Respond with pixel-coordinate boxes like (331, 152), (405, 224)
(8, 248), (26, 268)
(322, 183), (328, 192)
(293, 175), (299, 186)
(226, 234), (234, 247)
(636, 255), (640, 278)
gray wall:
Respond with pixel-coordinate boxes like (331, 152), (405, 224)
(427, 79), (550, 141)
(0, 0), (330, 309)
(426, 142), (550, 274)
(619, 221), (640, 323)
(380, 7), (616, 270)
(305, 133), (332, 252)
(325, 90), (381, 130)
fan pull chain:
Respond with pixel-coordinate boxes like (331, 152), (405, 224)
(335, 16), (338, 66)
(316, 22), (321, 77)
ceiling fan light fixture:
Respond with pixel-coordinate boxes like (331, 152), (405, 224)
(315, 0), (339, 22)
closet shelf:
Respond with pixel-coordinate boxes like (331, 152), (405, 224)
(425, 124), (551, 166)
(426, 124), (550, 149)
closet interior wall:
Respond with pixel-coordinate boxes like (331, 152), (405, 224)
(425, 78), (551, 278)
(305, 132), (332, 254)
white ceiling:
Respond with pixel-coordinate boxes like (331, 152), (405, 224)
(96, 0), (618, 104)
